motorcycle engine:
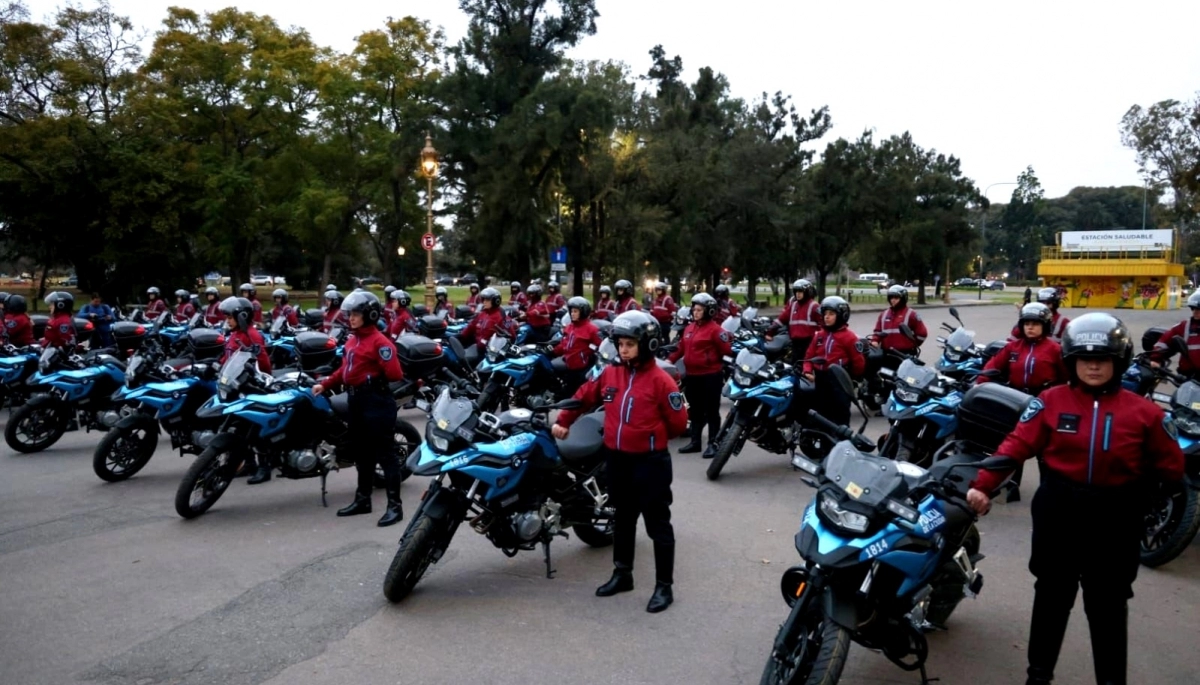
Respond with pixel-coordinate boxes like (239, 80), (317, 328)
(509, 500), (563, 542)
(286, 449), (319, 473)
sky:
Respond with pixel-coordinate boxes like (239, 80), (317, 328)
(33, 0), (1200, 201)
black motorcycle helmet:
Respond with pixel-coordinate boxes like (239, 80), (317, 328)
(204, 286), (219, 301)
(793, 279), (815, 300)
(1037, 287), (1061, 311)
(691, 292), (717, 320)
(146, 286), (160, 300)
(1018, 303), (1052, 337)
(479, 287), (502, 308)
(599, 285), (612, 299)
(384, 285), (396, 298)
(610, 310), (660, 364)
(510, 281), (522, 294)
(469, 283), (480, 294)
(548, 280), (561, 294)
(0, 292), (10, 309)
(1061, 313), (1132, 391)
(47, 291), (74, 314)
(325, 291), (344, 309)
(654, 281), (667, 296)
(614, 279), (633, 299)
(272, 288), (288, 304)
(239, 282), (256, 299)
(715, 284), (730, 299)
(174, 288), (190, 302)
(567, 296), (591, 320)
(342, 290), (383, 327)
(391, 289), (412, 308)
(819, 296), (850, 330)
(435, 286), (448, 300)
(219, 296), (254, 331)
(886, 284), (908, 310)
(526, 284), (543, 301)
(7, 294), (28, 315)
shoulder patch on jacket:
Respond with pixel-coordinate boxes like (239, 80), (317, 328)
(1163, 415), (1179, 441)
(58, 323), (71, 333)
(1020, 397), (1044, 423)
(719, 331), (731, 343)
(667, 392), (685, 411)
(379, 345), (394, 362)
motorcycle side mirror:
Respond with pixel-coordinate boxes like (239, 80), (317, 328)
(948, 307), (963, 327)
(899, 323), (916, 341)
(827, 364), (855, 398)
(1171, 336), (1188, 355)
(542, 398), (582, 412)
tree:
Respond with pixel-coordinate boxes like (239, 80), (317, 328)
(802, 133), (880, 297)
(1120, 96), (1200, 224)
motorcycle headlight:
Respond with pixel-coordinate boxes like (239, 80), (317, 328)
(944, 350), (963, 362)
(734, 372), (754, 387)
(818, 492), (870, 534)
(425, 420), (452, 454)
(894, 386), (922, 404)
(1173, 412), (1200, 437)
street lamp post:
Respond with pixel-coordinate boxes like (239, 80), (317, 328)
(397, 246), (406, 290)
(419, 133), (439, 309)
(979, 182), (1019, 244)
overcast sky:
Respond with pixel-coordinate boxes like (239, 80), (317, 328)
(40, 0), (1200, 200)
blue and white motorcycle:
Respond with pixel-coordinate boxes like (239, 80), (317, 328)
(877, 359), (980, 468)
(1138, 362), (1200, 568)
(382, 387), (614, 602)
(759, 411), (1013, 685)
(0, 343), (42, 409)
(932, 308), (985, 381)
(4, 346), (127, 453)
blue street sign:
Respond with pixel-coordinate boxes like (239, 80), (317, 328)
(550, 246), (568, 264)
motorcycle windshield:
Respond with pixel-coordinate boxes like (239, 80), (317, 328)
(823, 442), (907, 507)
(270, 317), (286, 337)
(125, 355), (144, 386)
(895, 359), (937, 390)
(742, 307), (758, 322)
(945, 328), (975, 353)
(218, 350), (252, 394)
(596, 337), (618, 365)
(721, 316), (740, 333)
(735, 348), (767, 376)
(1173, 381), (1200, 411)
(432, 389), (474, 438)
(37, 347), (58, 373)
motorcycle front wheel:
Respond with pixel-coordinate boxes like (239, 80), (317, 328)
(383, 513), (441, 602)
(706, 420), (744, 481)
(93, 423), (160, 482)
(759, 601), (851, 685)
(174, 443), (241, 519)
(1141, 480), (1200, 568)
(5, 402), (66, 453)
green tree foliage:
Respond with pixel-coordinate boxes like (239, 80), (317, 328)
(1121, 96), (1200, 224)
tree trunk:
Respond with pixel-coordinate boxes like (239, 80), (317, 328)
(572, 201), (584, 297)
(746, 276), (757, 307)
(592, 200), (606, 302)
(36, 263), (50, 302)
(916, 276), (927, 305)
(322, 253), (333, 291)
(815, 268), (829, 299)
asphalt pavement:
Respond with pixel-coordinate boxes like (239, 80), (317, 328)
(1, 305), (1197, 685)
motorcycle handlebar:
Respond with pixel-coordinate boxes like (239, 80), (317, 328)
(805, 410), (874, 452)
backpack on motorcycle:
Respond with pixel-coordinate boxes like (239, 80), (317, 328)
(112, 321), (148, 352)
(187, 328), (225, 361)
(980, 339), (1007, 364)
(955, 383), (1034, 455)
(294, 331), (338, 371)
(416, 315), (447, 339)
(1141, 326), (1169, 353)
(396, 335), (444, 378)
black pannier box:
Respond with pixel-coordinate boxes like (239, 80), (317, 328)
(1142, 326), (1168, 353)
(30, 314), (48, 340)
(980, 339), (1007, 363)
(302, 308), (324, 328)
(112, 321), (148, 351)
(295, 331), (337, 371)
(956, 383), (1034, 455)
(188, 328), (225, 361)
(396, 335), (444, 378)
(454, 305), (475, 321)
(73, 317), (94, 345)
(416, 315), (446, 339)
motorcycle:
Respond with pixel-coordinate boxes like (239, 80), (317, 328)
(933, 307), (986, 381)
(173, 347), (421, 518)
(475, 335), (569, 413)
(382, 388), (613, 602)
(0, 343), (42, 409)
(876, 360), (991, 468)
(5, 346), (127, 453)
(759, 410), (1015, 685)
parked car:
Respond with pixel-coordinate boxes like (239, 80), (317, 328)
(65, 275), (77, 287)
(458, 273), (479, 285)
(954, 277), (977, 288)
(357, 276), (382, 286)
(982, 280), (1006, 291)
(251, 274), (274, 286)
(435, 276), (455, 286)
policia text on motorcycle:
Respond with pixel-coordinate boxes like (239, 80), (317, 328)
(968, 313), (1185, 685)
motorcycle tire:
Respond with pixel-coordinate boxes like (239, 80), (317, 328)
(706, 422), (744, 481)
(1140, 481), (1200, 568)
(174, 443), (241, 519)
(383, 513), (439, 602)
(5, 402), (66, 453)
(393, 417), (422, 483)
(572, 521), (614, 548)
(924, 525), (981, 628)
(93, 424), (160, 482)
(759, 602), (851, 685)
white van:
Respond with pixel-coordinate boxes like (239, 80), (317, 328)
(858, 272), (888, 282)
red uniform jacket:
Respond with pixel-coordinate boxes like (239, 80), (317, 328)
(973, 384), (1184, 494)
(1010, 312), (1070, 343)
(547, 293), (567, 310)
(323, 307), (349, 334)
(669, 319), (734, 376)
(557, 359), (689, 453)
(433, 299), (453, 315)
(776, 298), (821, 342)
(873, 306), (928, 353)
(465, 293), (482, 312)
(979, 337), (1066, 393)
(389, 308), (418, 338)
(553, 320), (602, 370)
(594, 298), (617, 319)
(650, 295), (678, 326)
(175, 303), (196, 323)
(248, 298), (264, 324)
(145, 299), (167, 318)
(271, 304), (299, 327)
(1152, 317), (1200, 375)
(803, 327), (866, 378)
(203, 302), (223, 326)
(321, 326), (403, 391)
(713, 298), (741, 325)
(4, 313), (34, 347)
(222, 327), (272, 372)
(525, 301), (554, 329)
(461, 308), (516, 349)
(381, 306), (397, 329)
(42, 313), (76, 349)
(615, 296), (641, 313)
(509, 292), (529, 310)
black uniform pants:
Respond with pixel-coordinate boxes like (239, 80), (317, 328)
(789, 337), (812, 368)
(684, 372), (723, 446)
(811, 368), (852, 428)
(607, 449), (675, 584)
(550, 357), (587, 398)
(525, 325), (552, 344)
(1026, 473), (1142, 684)
(347, 388), (400, 498)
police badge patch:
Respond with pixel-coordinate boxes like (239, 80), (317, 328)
(58, 324), (71, 333)
(379, 345), (394, 362)
(719, 331), (731, 343)
(1020, 398), (1044, 423)
(668, 392), (685, 411)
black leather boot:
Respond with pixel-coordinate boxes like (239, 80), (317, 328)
(678, 441), (702, 454)
(337, 493), (372, 517)
(595, 567), (634, 597)
(646, 582), (674, 613)
(701, 442), (717, 459)
(247, 465), (272, 485)
(1025, 668), (1053, 685)
(377, 488), (403, 527)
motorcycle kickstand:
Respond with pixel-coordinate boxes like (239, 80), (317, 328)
(918, 664), (939, 685)
(319, 472), (328, 507)
(541, 531), (568, 579)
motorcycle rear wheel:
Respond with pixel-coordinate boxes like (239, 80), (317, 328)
(706, 421), (744, 481)
(1140, 481), (1200, 568)
(5, 402), (66, 453)
(175, 444), (240, 519)
(572, 518), (615, 547)
(93, 424), (159, 482)
(759, 604), (850, 685)
(383, 513), (439, 602)
(924, 525), (981, 627)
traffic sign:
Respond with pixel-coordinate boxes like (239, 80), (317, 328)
(421, 233), (435, 250)
(550, 246), (567, 264)
(550, 263), (566, 272)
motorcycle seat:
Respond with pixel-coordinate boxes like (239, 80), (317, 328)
(763, 336), (789, 356)
(556, 411), (604, 461)
(329, 393), (351, 418)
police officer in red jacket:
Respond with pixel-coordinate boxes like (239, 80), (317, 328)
(553, 310), (688, 613)
(802, 296), (866, 427)
(669, 293), (733, 456)
(871, 285), (927, 355)
(521, 284), (554, 343)
(981, 304), (1068, 394)
(768, 279), (821, 366)
(594, 285), (617, 320)
(613, 279), (641, 313)
(458, 287), (515, 365)
(144, 287), (168, 319)
(42, 292), (77, 349)
(508, 281), (528, 310)
(174, 289), (196, 324)
(312, 291), (406, 526)
(712, 284), (741, 325)
(464, 283), (482, 313)
(1150, 290), (1200, 378)
(388, 290), (418, 338)
(202, 287), (223, 326)
(433, 286), (452, 316)
(270, 289), (299, 327)
(551, 296), (602, 396)
(4, 295), (34, 347)
(217, 296), (274, 483)
(323, 291), (349, 335)
(1009, 288), (1070, 343)
(968, 314), (1184, 685)
(546, 281), (567, 310)
(649, 282), (678, 340)
(239, 283), (264, 326)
